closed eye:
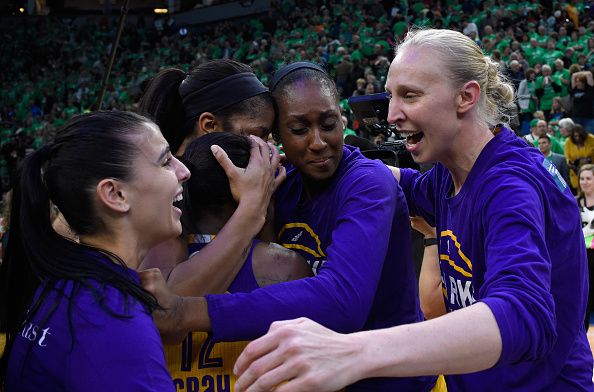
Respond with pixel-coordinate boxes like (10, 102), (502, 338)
(289, 127), (308, 134)
(322, 123), (338, 131)
(162, 153), (173, 167)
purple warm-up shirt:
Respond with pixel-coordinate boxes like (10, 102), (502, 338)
(206, 146), (435, 391)
(400, 127), (593, 391)
(5, 253), (174, 392)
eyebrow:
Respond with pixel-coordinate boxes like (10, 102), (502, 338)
(288, 110), (339, 121)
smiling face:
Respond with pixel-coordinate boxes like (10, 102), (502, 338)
(125, 122), (190, 245)
(276, 78), (344, 187)
(385, 46), (461, 164)
(580, 168), (594, 196)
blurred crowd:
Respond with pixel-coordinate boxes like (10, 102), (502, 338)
(1, 0), (594, 198)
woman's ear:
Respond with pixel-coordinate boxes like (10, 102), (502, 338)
(457, 80), (481, 115)
(196, 112), (220, 136)
(96, 179), (130, 213)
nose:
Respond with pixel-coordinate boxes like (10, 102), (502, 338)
(308, 129), (327, 152)
(174, 156), (191, 183)
(387, 98), (404, 125)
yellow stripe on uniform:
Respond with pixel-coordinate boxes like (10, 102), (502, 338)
(439, 254), (472, 278)
(278, 223), (326, 257)
(431, 375), (448, 392)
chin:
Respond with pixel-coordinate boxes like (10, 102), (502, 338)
(410, 153), (431, 165)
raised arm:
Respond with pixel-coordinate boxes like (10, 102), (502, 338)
(202, 167), (402, 341)
(571, 71), (594, 88)
(142, 136), (286, 297)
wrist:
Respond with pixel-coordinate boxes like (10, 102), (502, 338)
(345, 331), (374, 383)
(181, 296), (211, 332)
(234, 202), (267, 233)
(423, 237), (438, 247)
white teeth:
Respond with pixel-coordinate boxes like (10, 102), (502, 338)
(399, 130), (422, 137)
(174, 194), (183, 203)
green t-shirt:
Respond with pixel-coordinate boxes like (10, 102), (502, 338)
(542, 49), (564, 68)
(525, 46), (545, 66)
(532, 137), (564, 155)
(536, 76), (558, 111)
(553, 69), (571, 97)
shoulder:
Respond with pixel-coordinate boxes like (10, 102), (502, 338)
(585, 134), (594, 146)
(478, 147), (555, 204)
(252, 242), (312, 286)
(336, 146), (397, 193)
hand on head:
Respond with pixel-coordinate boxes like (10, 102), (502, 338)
(211, 135), (286, 215)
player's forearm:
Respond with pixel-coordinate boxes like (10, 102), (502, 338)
(167, 202), (264, 296)
(180, 296), (211, 333)
(418, 245), (445, 319)
(355, 302), (502, 378)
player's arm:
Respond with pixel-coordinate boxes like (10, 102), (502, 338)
(147, 137), (286, 297)
(251, 242), (313, 287)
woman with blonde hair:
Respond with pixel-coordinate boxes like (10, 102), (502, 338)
(229, 28), (593, 392)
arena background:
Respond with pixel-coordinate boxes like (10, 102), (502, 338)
(1, 0), (594, 365)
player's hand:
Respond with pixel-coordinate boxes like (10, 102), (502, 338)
(234, 318), (359, 392)
(212, 135), (286, 215)
(140, 268), (187, 344)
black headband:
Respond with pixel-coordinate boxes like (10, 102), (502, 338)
(180, 72), (268, 123)
(268, 62), (327, 91)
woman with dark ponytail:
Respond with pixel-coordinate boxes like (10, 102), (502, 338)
(137, 59), (285, 300)
(0, 111), (190, 391)
(138, 59), (275, 155)
(134, 60), (287, 390)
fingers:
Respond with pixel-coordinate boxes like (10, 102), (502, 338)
(235, 319), (309, 377)
(211, 144), (237, 176)
(248, 135), (271, 166)
(139, 268), (165, 294)
(234, 353), (286, 392)
(234, 332), (295, 392)
(269, 142), (281, 168)
(234, 334), (278, 379)
(268, 317), (310, 331)
(238, 362), (299, 392)
(273, 165), (287, 191)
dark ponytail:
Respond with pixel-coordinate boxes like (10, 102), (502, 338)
(0, 111), (160, 383)
(138, 68), (188, 154)
(138, 60), (273, 154)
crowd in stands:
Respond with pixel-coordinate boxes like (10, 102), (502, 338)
(1, 0), (594, 199)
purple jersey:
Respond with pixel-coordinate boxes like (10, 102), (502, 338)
(400, 127), (593, 391)
(5, 252), (174, 392)
(206, 146), (435, 391)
